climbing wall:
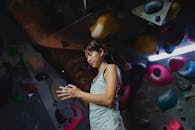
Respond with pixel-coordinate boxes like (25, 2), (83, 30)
(0, 9), (90, 130)
(126, 50), (195, 130)
(128, 74), (195, 130)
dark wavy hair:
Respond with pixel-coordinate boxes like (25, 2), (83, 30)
(83, 40), (114, 64)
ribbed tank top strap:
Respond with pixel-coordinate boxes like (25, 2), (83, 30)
(100, 65), (109, 79)
(93, 65), (109, 81)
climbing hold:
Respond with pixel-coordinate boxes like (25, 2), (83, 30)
(168, 57), (185, 72)
(178, 61), (195, 79)
(64, 103), (84, 130)
(90, 13), (120, 39)
(143, 0), (164, 14)
(20, 83), (38, 93)
(13, 94), (23, 102)
(5, 47), (18, 56)
(178, 90), (184, 97)
(164, 45), (176, 54)
(135, 34), (158, 54)
(167, 119), (183, 130)
(119, 84), (131, 105)
(156, 89), (177, 112)
(146, 64), (173, 86)
(155, 15), (161, 22)
(166, 1), (181, 22)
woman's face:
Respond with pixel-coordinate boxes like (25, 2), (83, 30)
(84, 49), (104, 68)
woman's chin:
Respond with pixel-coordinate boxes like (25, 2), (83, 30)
(91, 64), (97, 68)
(91, 65), (96, 68)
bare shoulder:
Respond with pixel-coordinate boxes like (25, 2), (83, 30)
(107, 64), (117, 70)
(105, 64), (118, 74)
(105, 64), (122, 85)
(104, 64), (119, 83)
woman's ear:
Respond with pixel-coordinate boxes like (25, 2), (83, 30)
(99, 48), (105, 56)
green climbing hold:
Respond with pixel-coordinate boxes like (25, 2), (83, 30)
(179, 90), (184, 96)
(5, 47), (18, 56)
(13, 94), (23, 102)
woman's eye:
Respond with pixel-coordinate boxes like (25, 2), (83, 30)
(85, 51), (93, 58)
(85, 54), (90, 59)
(88, 52), (92, 56)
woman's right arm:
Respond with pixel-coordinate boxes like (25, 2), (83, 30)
(57, 64), (119, 108)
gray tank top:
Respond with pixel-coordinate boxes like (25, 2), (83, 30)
(89, 65), (126, 130)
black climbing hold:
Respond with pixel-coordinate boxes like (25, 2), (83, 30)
(155, 16), (161, 22)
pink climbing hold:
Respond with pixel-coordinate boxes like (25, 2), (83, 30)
(169, 57), (185, 72)
(167, 119), (183, 130)
(146, 64), (173, 86)
(119, 84), (131, 105)
(64, 103), (84, 130)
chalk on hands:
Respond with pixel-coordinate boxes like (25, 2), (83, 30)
(56, 86), (65, 94)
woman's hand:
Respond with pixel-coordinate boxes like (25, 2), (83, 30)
(56, 84), (81, 100)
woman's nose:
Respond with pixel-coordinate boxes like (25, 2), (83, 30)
(87, 57), (92, 63)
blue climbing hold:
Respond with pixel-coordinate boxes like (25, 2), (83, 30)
(178, 61), (195, 79)
(156, 89), (177, 112)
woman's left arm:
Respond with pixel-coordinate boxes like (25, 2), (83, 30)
(57, 64), (119, 108)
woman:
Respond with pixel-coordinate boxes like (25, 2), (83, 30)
(57, 40), (126, 130)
